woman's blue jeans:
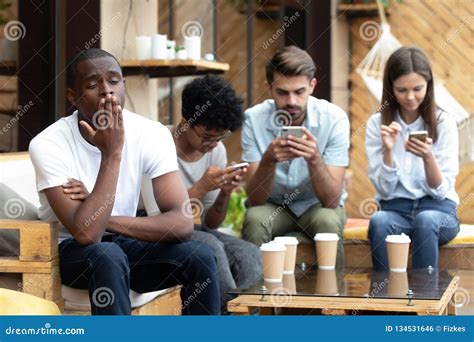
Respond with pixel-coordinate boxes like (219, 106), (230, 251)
(368, 196), (459, 270)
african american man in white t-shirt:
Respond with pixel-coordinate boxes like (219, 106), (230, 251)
(29, 48), (220, 315)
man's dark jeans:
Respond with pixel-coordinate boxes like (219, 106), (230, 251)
(59, 234), (220, 315)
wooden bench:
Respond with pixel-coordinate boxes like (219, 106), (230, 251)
(295, 218), (474, 270)
(0, 152), (182, 315)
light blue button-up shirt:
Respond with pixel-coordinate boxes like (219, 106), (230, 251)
(365, 110), (459, 204)
(241, 96), (350, 216)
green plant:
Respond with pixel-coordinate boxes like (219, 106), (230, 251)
(222, 187), (248, 237)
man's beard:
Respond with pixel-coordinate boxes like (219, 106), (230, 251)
(279, 105), (306, 125)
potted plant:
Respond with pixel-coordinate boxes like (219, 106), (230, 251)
(222, 187), (248, 237)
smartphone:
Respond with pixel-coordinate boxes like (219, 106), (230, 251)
(281, 126), (304, 139)
(409, 130), (428, 142)
(233, 162), (249, 169)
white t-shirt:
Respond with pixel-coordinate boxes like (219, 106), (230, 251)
(177, 142), (227, 211)
(29, 109), (178, 242)
(141, 140), (227, 219)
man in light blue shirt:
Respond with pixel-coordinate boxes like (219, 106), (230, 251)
(241, 46), (350, 268)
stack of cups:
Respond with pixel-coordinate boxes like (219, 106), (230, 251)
(151, 34), (167, 59)
(184, 35), (201, 60)
(136, 36), (152, 60)
(314, 233), (339, 270)
(260, 242), (287, 283)
(386, 234), (411, 272)
(273, 236), (299, 275)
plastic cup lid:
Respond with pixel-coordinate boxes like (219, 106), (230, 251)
(273, 236), (299, 245)
(260, 242), (287, 252)
(386, 234), (411, 243)
(314, 233), (339, 241)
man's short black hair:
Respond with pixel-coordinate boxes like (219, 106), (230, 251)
(67, 48), (121, 88)
(181, 75), (244, 132)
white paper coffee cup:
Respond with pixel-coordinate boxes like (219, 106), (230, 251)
(386, 234), (411, 272)
(314, 233), (339, 270)
(273, 237), (299, 274)
(260, 242), (287, 283)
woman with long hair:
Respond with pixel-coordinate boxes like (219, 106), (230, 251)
(365, 46), (460, 270)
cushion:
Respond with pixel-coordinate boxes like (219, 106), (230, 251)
(450, 224), (474, 245)
(0, 155), (40, 207)
(0, 274), (169, 312)
(62, 285), (170, 311)
(343, 218), (370, 241)
(0, 288), (61, 315)
(342, 218), (474, 246)
(0, 183), (39, 256)
(294, 218), (474, 247)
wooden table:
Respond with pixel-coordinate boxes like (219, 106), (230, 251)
(228, 276), (459, 316)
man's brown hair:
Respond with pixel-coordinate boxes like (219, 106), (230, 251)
(266, 45), (316, 84)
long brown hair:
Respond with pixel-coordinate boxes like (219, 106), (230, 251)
(381, 46), (438, 142)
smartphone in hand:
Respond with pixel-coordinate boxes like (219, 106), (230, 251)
(232, 162), (249, 170)
(281, 126), (304, 139)
(409, 130), (428, 142)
